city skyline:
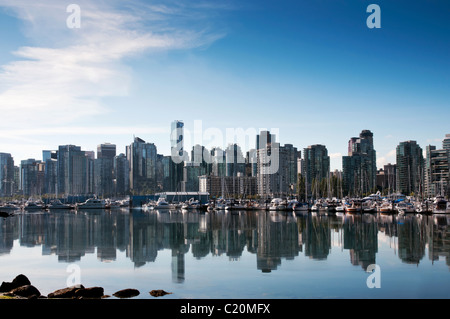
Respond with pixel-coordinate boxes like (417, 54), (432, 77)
(0, 1), (449, 172)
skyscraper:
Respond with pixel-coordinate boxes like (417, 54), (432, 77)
(114, 153), (129, 195)
(425, 144), (449, 198)
(225, 143), (245, 177)
(396, 141), (424, 196)
(303, 144), (330, 198)
(256, 131), (298, 197)
(95, 143), (116, 196)
(170, 120), (186, 191)
(57, 145), (90, 196)
(127, 137), (157, 194)
(0, 153), (15, 197)
(342, 130), (377, 196)
(443, 134), (450, 152)
(20, 159), (45, 196)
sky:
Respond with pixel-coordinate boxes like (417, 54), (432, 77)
(0, 0), (449, 171)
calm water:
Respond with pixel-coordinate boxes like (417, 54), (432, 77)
(0, 209), (449, 299)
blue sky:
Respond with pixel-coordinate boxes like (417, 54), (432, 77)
(0, 0), (449, 170)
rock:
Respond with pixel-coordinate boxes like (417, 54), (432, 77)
(0, 282), (14, 293)
(149, 289), (172, 297)
(8, 285), (41, 298)
(0, 274), (31, 292)
(47, 284), (85, 298)
(12, 274), (31, 288)
(74, 287), (104, 299)
(113, 288), (140, 299)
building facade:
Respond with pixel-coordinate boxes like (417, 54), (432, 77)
(303, 144), (330, 199)
(342, 130), (376, 197)
(396, 141), (424, 196)
(0, 153), (15, 197)
(127, 137), (158, 194)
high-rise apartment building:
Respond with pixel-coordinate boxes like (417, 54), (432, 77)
(95, 143), (116, 196)
(20, 159), (45, 196)
(0, 153), (15, 197)
(303, 144), (330, 198)
(256, 131), (300, 197)
(57, 145), (91, 196)
(170, 120), (186, 191)
(396, 141), (424, 196)
(114, 153), (129, 195)
(425, 143), (449, 198)
(342, 130), (377, 196)
(127, 137), (158, 194)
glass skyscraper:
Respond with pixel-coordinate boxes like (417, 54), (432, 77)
(0, 153), (15, 197)
(342, 130), (377, 197)
(396, 141), (424, 196)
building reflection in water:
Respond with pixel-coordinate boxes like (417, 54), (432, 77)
(0, 209), (449, 282)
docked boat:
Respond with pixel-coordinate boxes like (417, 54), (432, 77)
(268, 198), (287, 211)
(154, 198), (171, 209)
(47, 199), (74, 210)
(379, 201), (394, 214)
(345, 201), (362, 213)
(290, 200), (308, 212)
(433, 196), (449, 214)
(182, 198), (201, 210)
(0, 202), (20, 212)
(76, 198), (110, 210)
(335, 204), (345, 213)
(23, 200), (46, 212)
(395, 201), (415, 214)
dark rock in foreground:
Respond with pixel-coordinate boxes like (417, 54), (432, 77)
(48, 285), (104, 299)
(7, 285), (41, 299)
(149, 289), (172, 297)
(0, 274), (31, 293)
(75, 286), (104, 299)
(113, 288), (140, 298)
(47, 285), (85, 298)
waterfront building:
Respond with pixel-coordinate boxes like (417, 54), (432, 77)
(396, 141), (424, 196)
(376, 163), (397, 194)
(57, 145), (92, 196)
(425, 144), (449, 198)
(257, 136), (299, 197)
(342, 130), (377, 197)
(199, 175), (257, 198)
(246, 149), (257, 177)
(170, 120), (187, 192)
(95, 143), (116, 196)
(303, 144), (330, 199)
(114, 153), (130, 195)
(0, 153), (15, 197)
(443, 134), (450, 152)
(211, 147), (226, 177)
(20, 159), (45, 196)
(156, 154), (171, 192)
(127, 137), (158, 194)
(256, 131), (276, 197)
(225, 143), (245, 177)
(44, 157), (58, 195)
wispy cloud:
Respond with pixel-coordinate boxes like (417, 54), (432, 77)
(377, 149), (396, 168)
(0, 0), (227, 159)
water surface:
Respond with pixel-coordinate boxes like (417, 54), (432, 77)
(0, 209), (449, 299)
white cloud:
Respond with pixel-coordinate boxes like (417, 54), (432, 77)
(0, 0), (226, 160)
(377, 149), (396, 168)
